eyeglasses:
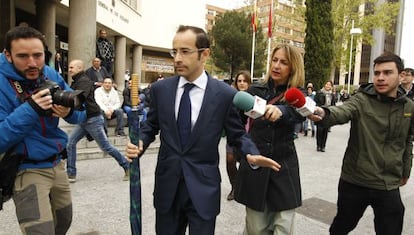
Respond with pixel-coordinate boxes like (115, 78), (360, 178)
(169, 48), (206, 58)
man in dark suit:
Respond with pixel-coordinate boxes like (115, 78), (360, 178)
(125, 25), (282, 235)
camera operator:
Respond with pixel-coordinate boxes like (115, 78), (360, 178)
(66, 60), (130, 182)
(0, 26), (86, 234)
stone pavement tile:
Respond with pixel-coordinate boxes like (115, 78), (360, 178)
(296, 197), (336, 225)
(1, 123), (414, 234)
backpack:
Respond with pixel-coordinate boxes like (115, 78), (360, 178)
(0, 146), (22, 210)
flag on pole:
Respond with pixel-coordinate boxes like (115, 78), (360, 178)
(266, 0), (274, 74)
(252, 0), (258, 32)
(268, 1), (273, 38)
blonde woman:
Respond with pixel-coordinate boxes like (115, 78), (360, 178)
(234, 44), (305, 234)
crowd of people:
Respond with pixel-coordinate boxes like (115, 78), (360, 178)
(1, 24), (414, 235)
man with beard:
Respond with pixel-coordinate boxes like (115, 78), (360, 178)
(0, 26), (86, 234)
(314, 53), (414, 235)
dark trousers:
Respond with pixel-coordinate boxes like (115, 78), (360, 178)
(103, 109), (125, 134)
(330, 179), (404, 235)
(156, 179), (216, 235)
(101, 59), (113, 76)
(316, 125), (329, 148)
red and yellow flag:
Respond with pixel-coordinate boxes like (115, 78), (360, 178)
(252, 0), (258, 32)
(268, 2), (272, 38)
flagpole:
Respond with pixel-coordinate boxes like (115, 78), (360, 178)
(266, 36), (271, 74)
(266, 0), (273, 74)
(250, 0), (257, 77)
(250, 31), (256, 77)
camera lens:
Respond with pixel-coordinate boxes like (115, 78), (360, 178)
(52, 90), (84, 109)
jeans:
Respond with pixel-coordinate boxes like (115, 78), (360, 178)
(330, 179), (404, 235)
(303, 118), (315, 132)
(123, 105), (147, 123)
(66, 115), (129, 176)
(101, 59), (113, 76)
(103, 109), (125, 134)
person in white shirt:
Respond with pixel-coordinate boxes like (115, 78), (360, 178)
(94, 78), (126, 136)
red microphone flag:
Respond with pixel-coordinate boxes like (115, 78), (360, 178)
(285, 87), (306, 108)
(285, 87), (316, 117)
(268, 4), (272, 38)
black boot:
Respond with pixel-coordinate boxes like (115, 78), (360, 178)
(304, 130), (308, 136)
(311, 130), (315, 137)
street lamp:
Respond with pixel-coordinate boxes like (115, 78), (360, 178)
(347, 20), (362, 94)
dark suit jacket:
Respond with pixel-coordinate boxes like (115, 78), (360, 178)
(85, 66), (110, 84)
(140, 74), (259, 220)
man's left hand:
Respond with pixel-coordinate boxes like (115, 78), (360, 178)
(246, 154), (281, 172)
(52, 105), (71, 118)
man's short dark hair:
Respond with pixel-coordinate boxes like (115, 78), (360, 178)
(4, 26), (46, 53)
(176, 25), (210, 49)
(404, 68), (414, 76)
(373, 52), (404, 73)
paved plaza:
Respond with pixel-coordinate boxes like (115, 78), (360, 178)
(1, 122), (414, 234)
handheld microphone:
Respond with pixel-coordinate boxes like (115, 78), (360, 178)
(233, 91), (267, 119)
(285, 87), (316, 117)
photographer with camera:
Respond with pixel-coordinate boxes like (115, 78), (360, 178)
(66, 60), (130, 183)
(0, 26), (86, 234)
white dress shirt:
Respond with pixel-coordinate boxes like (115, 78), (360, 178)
(175, 71), (208, 129)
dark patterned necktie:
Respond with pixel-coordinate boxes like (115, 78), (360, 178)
(177, 83), (195, 149)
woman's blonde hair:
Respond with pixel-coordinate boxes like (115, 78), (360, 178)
(262, 44), (305, 88)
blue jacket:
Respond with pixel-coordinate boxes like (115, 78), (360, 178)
(0, 53), (86, 170)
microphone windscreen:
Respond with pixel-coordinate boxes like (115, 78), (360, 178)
(285, 87), (306, 108)
(233, 91), (255, 111)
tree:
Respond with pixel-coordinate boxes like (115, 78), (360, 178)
(332, 0), (400, 74)
(210, 10), (266, 80)
(304, 0), (335, 89)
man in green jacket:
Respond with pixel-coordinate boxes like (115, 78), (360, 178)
(314, 53), (414, 235)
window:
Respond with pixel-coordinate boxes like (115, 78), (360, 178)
(121, 0), (140, 11)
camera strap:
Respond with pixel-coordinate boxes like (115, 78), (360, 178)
(7, 79), (29, 103)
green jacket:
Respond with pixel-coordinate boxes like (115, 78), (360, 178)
(321, 84), (414, 190)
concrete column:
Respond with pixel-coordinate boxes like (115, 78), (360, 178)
(394, 0), (405, 55)
(68, 0), (97, 83)
(353, 4), (365, 87)
(132, 45), (143, 84)
(115, 36), (126, 90)
(36, 0), (57, 65)
(0, 0), (15, 43)
(338, 64), (346, 86)
(353, 38), (363, 87)
(368, 0), (385, 83)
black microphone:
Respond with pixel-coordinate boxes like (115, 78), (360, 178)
(233, 91), (267, 119)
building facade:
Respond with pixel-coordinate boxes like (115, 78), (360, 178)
(1, 0), (205, 89)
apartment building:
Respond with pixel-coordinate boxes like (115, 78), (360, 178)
(205, 0), (306, 54)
